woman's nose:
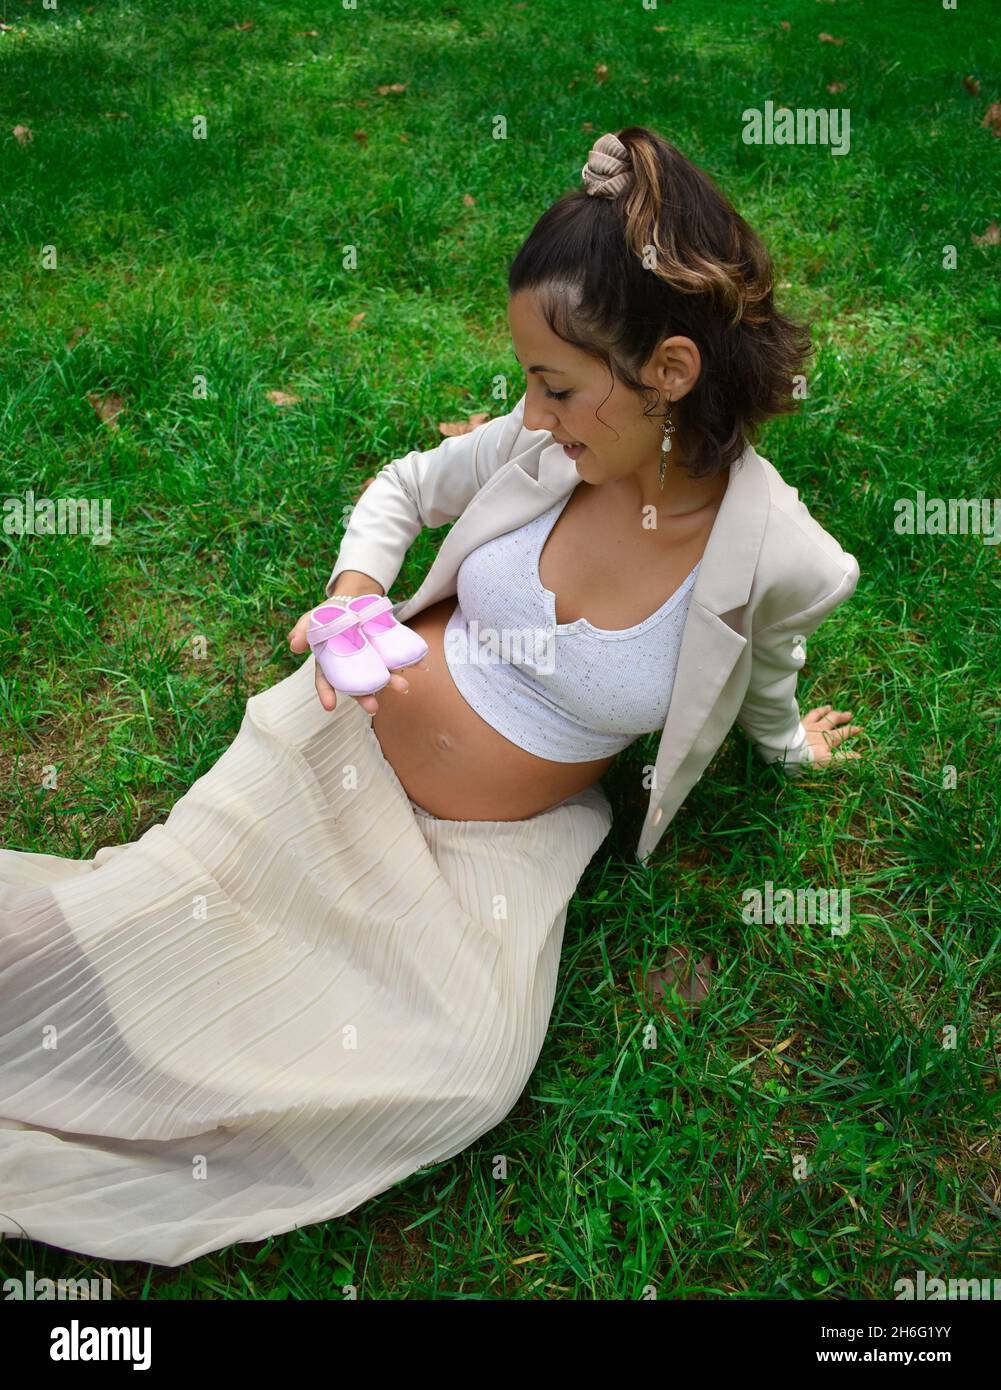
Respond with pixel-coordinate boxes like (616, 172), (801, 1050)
(521, 397), (557, 434)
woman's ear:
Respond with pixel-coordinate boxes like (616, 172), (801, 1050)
(645, 334), (702, 402)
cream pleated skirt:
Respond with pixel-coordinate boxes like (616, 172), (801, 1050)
(0, 653), (612, 1267)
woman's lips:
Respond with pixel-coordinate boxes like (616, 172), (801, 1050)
(562, 443), (586, 460)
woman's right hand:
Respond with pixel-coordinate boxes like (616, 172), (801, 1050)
(287, 608), (411, 716)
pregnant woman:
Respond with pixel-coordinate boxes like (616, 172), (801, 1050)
(0, 127), (862, 1267)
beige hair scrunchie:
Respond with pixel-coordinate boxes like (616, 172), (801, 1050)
(581, 131), (632, 198)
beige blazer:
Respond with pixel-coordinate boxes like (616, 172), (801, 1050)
(325, 394), (860, 864)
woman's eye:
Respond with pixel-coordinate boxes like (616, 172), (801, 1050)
(545, 388), (572, 401)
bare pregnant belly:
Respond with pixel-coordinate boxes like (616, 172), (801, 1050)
(370, 597), (614, 821)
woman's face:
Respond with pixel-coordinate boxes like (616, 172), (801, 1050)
(506, 288), (701, 485)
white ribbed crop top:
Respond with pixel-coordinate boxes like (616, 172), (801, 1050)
(442, 492), (700, 762)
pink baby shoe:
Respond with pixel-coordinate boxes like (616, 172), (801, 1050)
(346, 594), (429, 670)
(306, 603), (391, 696)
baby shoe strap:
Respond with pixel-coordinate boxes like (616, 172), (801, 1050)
(307, 608), (362, 648)
(351, 594), (392, 618)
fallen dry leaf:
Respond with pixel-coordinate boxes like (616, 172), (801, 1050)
(981, 101), (1001, 137)
(972, 220), (1000, 246)
(439, 412), (491, 437)
(296, 30), (319, 37)
(13, 124), (32, 145)
(637, 946), (716, 1023)
(348, 312), (366, 329)
(780, 20), (791, 31)
(827, 80), (847, 93)
(375, 82), (407, 95)
(88, 391), (125, 428)
(266, 390), (301, 407)
(398, 132), (410, 143)
(66, 326), (89, 350)
(962, 74), (981, 96)
(581, 121), (594, 131)
(234, 20), (254, 31)
(818, 32), (844, 44)
(103, 111), (131, 120)
(595, 63), (609, 82)
(462, 192), (475, 206)
(353, 129), (368, 144)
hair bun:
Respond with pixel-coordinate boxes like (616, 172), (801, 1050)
(581, 132), (632, 198)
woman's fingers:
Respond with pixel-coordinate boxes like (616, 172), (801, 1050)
(823, 715), (861, 742)
(806, 719), (865, 766)
(805, 706), (856, 731)
(290, 608), (414, 714)
(287, 612), (311, 654)
(805, 704), (851, 725)
(314, 664), (337, 712)
(352, 672), (410, 717)
(314, 666), (411, 717)
(804, 707), (861, 748)
(823, 723), (863, 749)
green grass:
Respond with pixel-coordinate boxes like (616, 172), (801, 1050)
(1, 0), (999, 1299)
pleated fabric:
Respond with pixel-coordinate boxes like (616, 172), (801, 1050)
(0, 653), (612, 1267)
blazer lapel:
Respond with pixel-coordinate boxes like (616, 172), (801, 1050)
(390, 441), (576, 621)
(636, 444), (770, 859)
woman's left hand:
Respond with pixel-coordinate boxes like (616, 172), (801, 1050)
(801, 705), (863, 765)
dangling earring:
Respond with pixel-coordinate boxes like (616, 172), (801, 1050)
(658, 399), (676, 490)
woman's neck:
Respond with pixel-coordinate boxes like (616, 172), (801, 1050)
(614, 453), (731, 520)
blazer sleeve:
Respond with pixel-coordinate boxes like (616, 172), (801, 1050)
(323, 394), (530, 597)
(735, 556), (860, 774)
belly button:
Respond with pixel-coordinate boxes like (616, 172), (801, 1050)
(433, 730), (452, 753)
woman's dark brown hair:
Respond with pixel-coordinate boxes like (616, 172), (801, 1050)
(507, 126), (813, 479)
